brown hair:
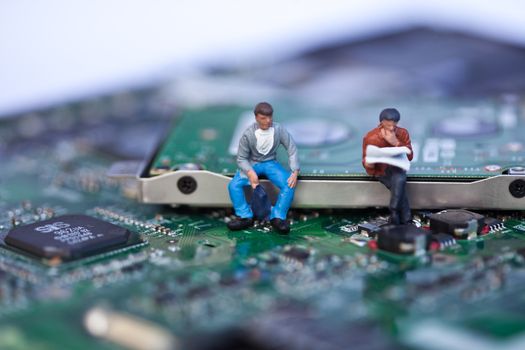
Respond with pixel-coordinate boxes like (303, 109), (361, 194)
(254, 102), (273, 116)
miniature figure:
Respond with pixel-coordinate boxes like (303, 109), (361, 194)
(227, 102), (300, 234)
(363, 108), (413, 224)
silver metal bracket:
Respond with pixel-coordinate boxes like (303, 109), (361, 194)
(108, 161), (525, 210)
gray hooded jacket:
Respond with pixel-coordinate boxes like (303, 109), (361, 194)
(237, 122), (299, 176)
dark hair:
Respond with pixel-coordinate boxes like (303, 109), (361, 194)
(254, 102), (273, 116)
(379, 108), (400, 122)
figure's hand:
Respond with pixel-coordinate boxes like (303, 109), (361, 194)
(380, 128), (399, 146)
(247, 170), (259, 189)
(364, 162), (374, 169)
(287, 170), (299, 188)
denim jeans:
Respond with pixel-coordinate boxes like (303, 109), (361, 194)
(228, 160), (295, 220)
(378, 166), (411, 224)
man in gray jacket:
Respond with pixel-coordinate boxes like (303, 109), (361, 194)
(227, 102), (300, 234)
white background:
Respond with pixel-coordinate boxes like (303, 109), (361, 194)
(1, 0), (525, 115)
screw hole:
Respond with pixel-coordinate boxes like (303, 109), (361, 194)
(509, 179), (525, 198)
(177, 176), (197, 195)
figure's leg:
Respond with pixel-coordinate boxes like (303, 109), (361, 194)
(399, 185), (412, 224)
(228, 171), (252, 218)
(378, 167), (399, 224)
(378, 173), (391, 190)
(389, 166), (408, 225)
(263, 161), (295, 220)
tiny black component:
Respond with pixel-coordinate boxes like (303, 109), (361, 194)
(376, 224), (430, 255)
(283, 246), (310, 261)
(177, 176), (198, 194)
(431, 233), (457, 249)
(358, 218), (389, 237)
(484, 217), (505, 232)
(429, 209), (485, 239)
(509, 179), (525, 198)
(358, 223), (381, 235)
(5, 215), (130, 261)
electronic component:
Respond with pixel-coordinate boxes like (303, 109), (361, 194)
(282, 246), (311, 262)
(430, 233), (457, 250)
(428, 209), (485, 240)
(358, 218), (389, 237)
(348, 233), (371, 247)
(339, 224), (358, 234)
(5, 215), (131, 261)
(483, 217), (505, 232)
(508, 166), (525, 175)
(358, 223), (382, 236)
(376, 224), (431, 255)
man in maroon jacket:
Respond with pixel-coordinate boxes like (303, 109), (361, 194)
(362, 108), (413, 224)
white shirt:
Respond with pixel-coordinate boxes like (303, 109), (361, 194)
(254, 127), (274, 155)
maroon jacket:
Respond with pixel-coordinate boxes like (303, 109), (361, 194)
(362, 126), (413, 176)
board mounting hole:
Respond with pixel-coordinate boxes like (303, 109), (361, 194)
(177, 176), (197, 195)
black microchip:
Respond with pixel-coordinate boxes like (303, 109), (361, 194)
(431, 233), (457, 249)
(484, 217), (505, 232)
(358, 218), (389, 237)
(358, 222), (382, 236)
(5, 215), (131, 261)
(428, 209), (485, 239)
(377, 224), (431, 255)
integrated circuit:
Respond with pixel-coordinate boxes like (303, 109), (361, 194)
(358, 218), (390, 237)
(484, 217), (505, 232)
(429, 209), (485, 240)
(5, 215), (133, 261)
(430, 233), (457, 250)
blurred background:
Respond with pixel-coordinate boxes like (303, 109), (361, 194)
(1, 0), (525, 116)
(2, 2), (525, 350)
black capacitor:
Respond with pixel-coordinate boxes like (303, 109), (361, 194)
(377, 224), (431, 255)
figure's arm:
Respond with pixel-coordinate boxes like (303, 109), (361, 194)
(280, 128), (300, 188)
(280, 127), (300, 173)
(237, 134), (259, 188)
(237, 134), (253, 173)
(397, 129), (413, 161)
(362, 137), (367, 169)
(362, 136), (375, 173)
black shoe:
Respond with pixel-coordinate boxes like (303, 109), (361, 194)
(271, 218), (290, 234)
(227, 217), (254, 231)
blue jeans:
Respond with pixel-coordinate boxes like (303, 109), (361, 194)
(228, 160), (295, 220)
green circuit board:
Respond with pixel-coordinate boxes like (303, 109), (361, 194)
(149, 98), (525, 179)
(1, 87), (525, 350)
